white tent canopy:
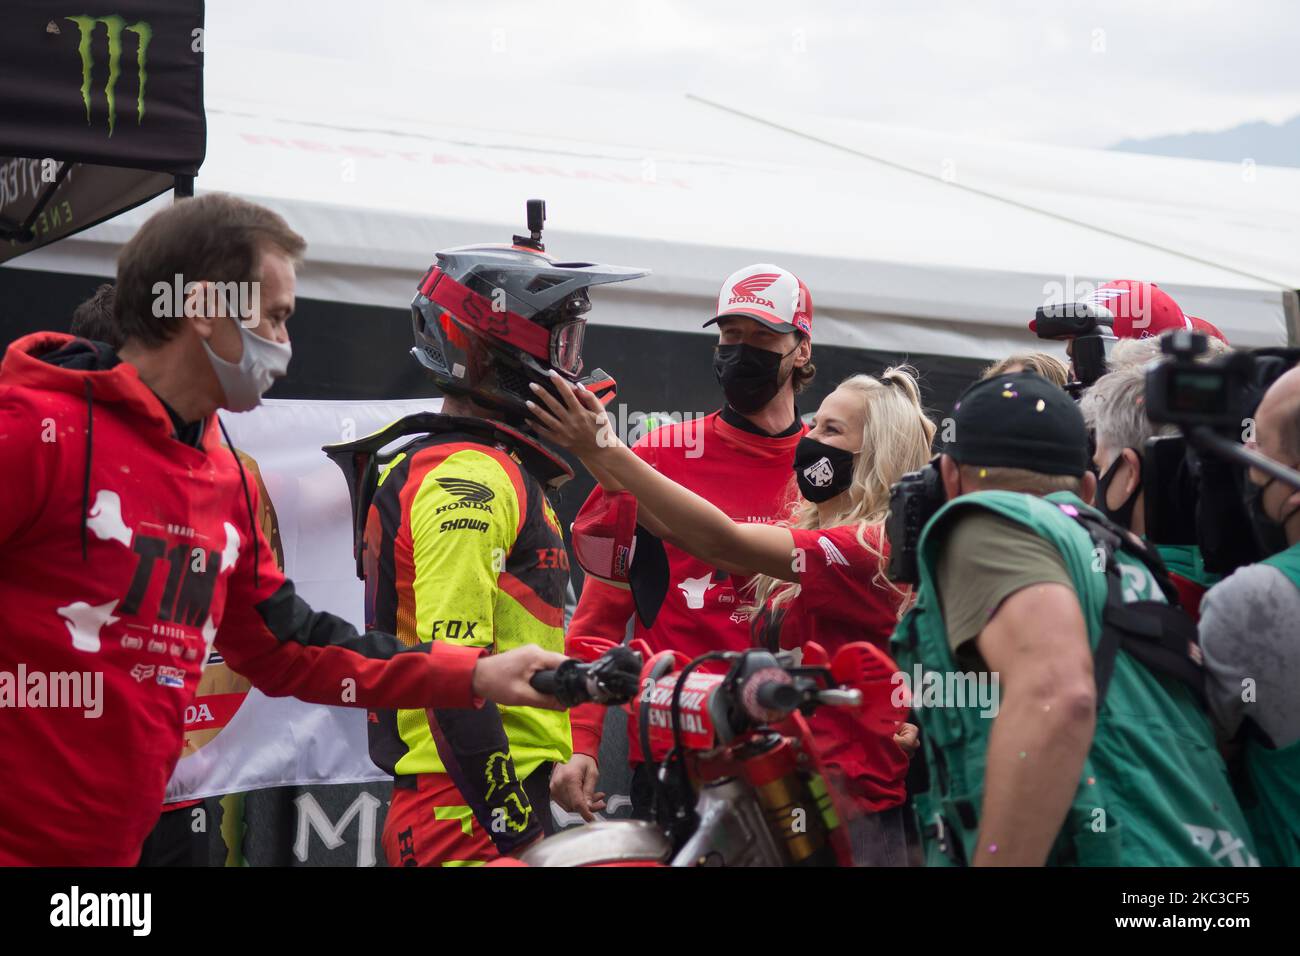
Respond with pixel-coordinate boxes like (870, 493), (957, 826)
(9, 51), (1299, 359)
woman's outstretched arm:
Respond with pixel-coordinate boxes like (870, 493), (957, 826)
(528, 373), (799, 581)
(579, 456), (682, 546)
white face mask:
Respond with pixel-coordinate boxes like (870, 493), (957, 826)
(202, 319), (292, 412)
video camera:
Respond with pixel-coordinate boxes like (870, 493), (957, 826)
(1033, 301), (1119, 393)
(885, 457), (945, 585)
(1143, 331), (1300, 573)
(1145, 330), (1299, 434)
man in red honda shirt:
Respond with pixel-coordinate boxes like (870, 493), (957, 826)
(552, 263), (813, 821)
(0, 193), (564, 866)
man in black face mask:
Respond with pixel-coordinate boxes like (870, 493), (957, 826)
(554, 263), (814, 822)
(1079, 363), (1220, 620)
(1197, 364), (1300, 866)
(705, 263), (815, 432)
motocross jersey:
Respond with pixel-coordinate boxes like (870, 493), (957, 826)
(342, 414), (573, 849)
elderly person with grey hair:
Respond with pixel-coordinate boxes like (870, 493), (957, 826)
(1105, 329), (1232, 372)
(1078, 362), (1220, 618)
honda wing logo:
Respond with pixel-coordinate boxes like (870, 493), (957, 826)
(434, 477), (496, 504)
(728, 273), (781, 311)
(732, 273), (781, 298)
(65, 15), (153, 136)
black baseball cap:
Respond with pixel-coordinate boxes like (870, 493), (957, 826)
(944, 371), (1090, 477)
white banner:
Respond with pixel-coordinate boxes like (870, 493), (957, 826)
(165, 397), (441, 802)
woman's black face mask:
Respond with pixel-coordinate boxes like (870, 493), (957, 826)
(793, 435), (856, 503)
(713, 342), (797, 415)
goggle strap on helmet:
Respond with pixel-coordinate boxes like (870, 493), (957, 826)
(420, 267), (552, 363)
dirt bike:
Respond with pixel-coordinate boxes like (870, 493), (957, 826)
(508, 639), (907, 867)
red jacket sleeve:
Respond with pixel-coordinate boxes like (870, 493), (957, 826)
(568, 576), (636, 649)
(565, 480), (641, 759)
(565, 576), (632, 758)
(215, 482), (484, 711)
(564, 626), (623, 760)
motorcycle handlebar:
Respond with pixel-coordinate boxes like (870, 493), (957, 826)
(753, 680), (802, 715)
(528, 646), (643, 708)
(742, 667), (864, 724)
(529, 669), (561, 698)
(532, 647), (864, 720)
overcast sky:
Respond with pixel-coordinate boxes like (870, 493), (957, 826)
(206, 0), (1300, 149)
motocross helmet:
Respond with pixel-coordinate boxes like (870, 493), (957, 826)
(411, 200), (648, 423)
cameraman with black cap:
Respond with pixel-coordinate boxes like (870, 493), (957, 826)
(890, 371), (1257, 866)
(1198, 364), (1300, 866)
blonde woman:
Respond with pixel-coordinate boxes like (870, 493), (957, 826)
(528, 367), (936, 865)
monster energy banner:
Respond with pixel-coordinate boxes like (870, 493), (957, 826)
(0, 1), (206, 263)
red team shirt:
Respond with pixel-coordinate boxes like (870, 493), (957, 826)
(567, 411), (804, 763)
(568, 411), (908, 813)
(783, 523), (907, 812)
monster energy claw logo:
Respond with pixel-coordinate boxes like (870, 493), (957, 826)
(66, 14), (152, 136)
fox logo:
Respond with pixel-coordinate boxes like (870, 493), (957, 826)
(130, 663), (155, 683)
(484, 751), (532, 834)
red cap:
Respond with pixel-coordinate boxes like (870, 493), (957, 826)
(704, 263), (813, 337)
(571, 491), (638, 584)
(1030, 280), (1199, 339)
(1187, 315), (1229, 344)
(572, 491), (671, 628)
